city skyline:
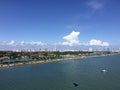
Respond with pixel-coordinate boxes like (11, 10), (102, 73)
(0, 0), (120, 50)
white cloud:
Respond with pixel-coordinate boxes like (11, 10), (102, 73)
(0, 40), (45, 46)
(20, 41), (25, 45)
(86, 1), (104, 11)
(89, 39), (109, 47)
(29, 41), (45, 46)
(0, 41), (7, 45)
(0, 37), (110, 50)
(62, 31), (80, 46)
(8, 40), (15, 45)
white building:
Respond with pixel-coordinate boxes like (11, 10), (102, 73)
(88, 47), (93, 52)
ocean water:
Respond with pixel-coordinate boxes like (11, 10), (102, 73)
(0, 55), (120, 90)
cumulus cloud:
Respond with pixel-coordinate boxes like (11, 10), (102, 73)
(0, 35), (110, 50)
(88, 39), (109, 47)
(8, 40), (15, 45)
(62, 31), (80, 46)
(19, 41), (25, 45)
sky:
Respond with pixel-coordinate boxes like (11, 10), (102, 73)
(0, 0), (120, 50)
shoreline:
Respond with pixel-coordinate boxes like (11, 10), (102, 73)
(0, 57), (79, 69)
(0, 54), (119, 69)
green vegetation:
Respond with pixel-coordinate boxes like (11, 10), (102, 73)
(0, 50), (114, 65)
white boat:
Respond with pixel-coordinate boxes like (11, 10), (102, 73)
(101, 69), (107, 72)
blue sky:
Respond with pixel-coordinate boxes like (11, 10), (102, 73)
(0, 0), (120, 50)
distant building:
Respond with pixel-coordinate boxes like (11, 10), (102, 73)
(115, 48), (120, 53)
(88, 48), (93, 52)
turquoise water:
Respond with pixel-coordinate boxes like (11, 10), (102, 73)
(0, 55), (120, 90)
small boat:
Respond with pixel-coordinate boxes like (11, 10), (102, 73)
(101, 69), (107, 72)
